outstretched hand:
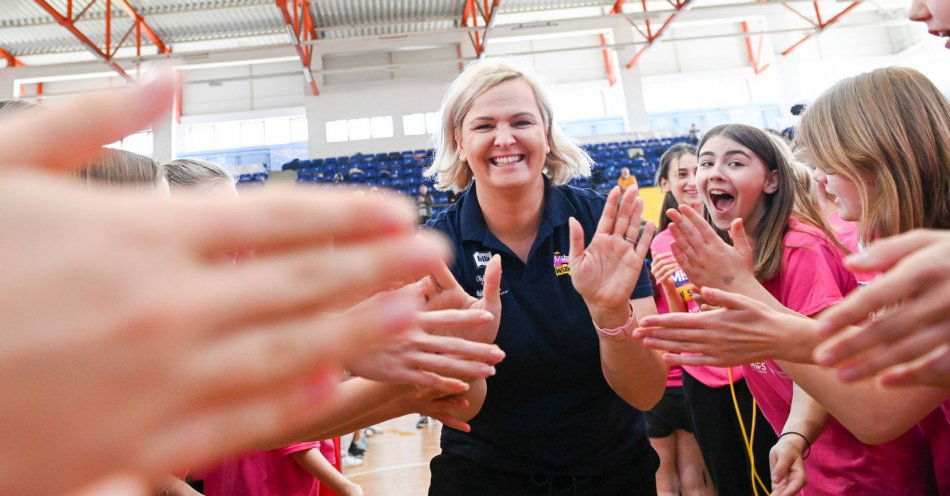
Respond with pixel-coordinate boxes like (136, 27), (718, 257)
(634, 287), (816, 365)
(416, 254), (503, 344)
(814, 229), (950, 388)
(667, 204), (755, 291)
(570, 186), (655, 328)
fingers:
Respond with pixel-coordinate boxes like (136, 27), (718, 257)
(0, 67), (176, 172)
(185, 291), (417, 401)
(429, 257), (463, 294)
(173, 189), (419, 255)
(846, 229), (946, 272)
(481, 255), (503, 305)
(813, 273), (908, 339)
(632, 221), (655, 264)
(406, 350), (496, 381)
(770, 449), (793, 487)
(392, 369), (470, 394)
(414, 333), (505, 365)
(568, 217), (586, 260)
(638, 310), (708, 329)
(640, 336), (705, 354)
(144, 370), (338, 473)
(612, 186), (641, 238)
(729, 218), (753, 261)
(418, 309), (495, 334)
(431, 413), (471, 432)
(676, 204), (716, 245)
(661, 353), (725, 367)
(594, 187), (622, 235)
(880, 343), (950, 388)
(698, 287), (754, 311)
(837, 323), (950, 383)
(191, 236), (442, 327)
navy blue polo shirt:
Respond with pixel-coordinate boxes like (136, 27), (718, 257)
(426, 180), (654, 476)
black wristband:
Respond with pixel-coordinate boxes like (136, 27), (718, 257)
(778, 431), (811, 460)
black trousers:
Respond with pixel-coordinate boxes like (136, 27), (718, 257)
(682, 371), (777, 496)
(429, 450), (659, 496)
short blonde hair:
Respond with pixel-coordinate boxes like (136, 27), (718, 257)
(425, 59), (592, 192)
(798, 67), (950, 241)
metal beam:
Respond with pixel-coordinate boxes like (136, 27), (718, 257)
(33, 0), (131, 79)
(782, 0), (864, 56)
(625, 0), (693, 69)
(741, 20), (769, 74)
(275, 0), (319, 95)
(461, 0), (501, 57)
(115, 0), (170, 55)
(0, 47), (24, 67)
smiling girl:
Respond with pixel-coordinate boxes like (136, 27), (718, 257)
(643, 124), (930, 495)
(650, 144), (770, 496)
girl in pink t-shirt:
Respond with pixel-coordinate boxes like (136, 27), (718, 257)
(203, 440), (362, 496)
(640, 124), (932, 495)
(649, 143), (765, 496)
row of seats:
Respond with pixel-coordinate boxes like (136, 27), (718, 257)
(280, 136), (695, 198)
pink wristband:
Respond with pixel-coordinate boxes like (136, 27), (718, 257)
(593, 302), (636, 341)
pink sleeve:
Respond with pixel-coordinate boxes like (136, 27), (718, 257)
(775, 241), (847, 317)
(275, 441), (322, 456)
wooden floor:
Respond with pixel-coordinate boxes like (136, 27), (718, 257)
(343, 415), (441, 496)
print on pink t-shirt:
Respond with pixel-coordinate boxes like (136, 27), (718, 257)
(743, 219), (930, 495)
(651, 228), (743, 388)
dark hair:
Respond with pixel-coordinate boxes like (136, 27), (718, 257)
(655, 143), (697, 232)
(698, 124), (795, 281)
(76, 148), (163, 189)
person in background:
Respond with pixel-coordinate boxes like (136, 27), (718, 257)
(909, 0), (950, 48)
(617, 166), (637, 193)
(417, 184), (435, 224)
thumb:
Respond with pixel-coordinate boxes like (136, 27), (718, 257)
(568, 217), (585, 262)
(699, 287), (750, 310)
(730, 218), (753, 261)
(771, 450), (792, 485)
(480, 255), (502, 305)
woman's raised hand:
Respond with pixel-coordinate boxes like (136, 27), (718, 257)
(569, 186), (655, 328)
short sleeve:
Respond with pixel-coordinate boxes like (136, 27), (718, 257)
(776, 243), (845, 317)
(275, 441), (321, 456)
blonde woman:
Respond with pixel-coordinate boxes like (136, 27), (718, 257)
(420, 59), (667, 495)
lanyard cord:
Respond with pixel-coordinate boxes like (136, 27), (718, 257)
(728, 367), (772, 496)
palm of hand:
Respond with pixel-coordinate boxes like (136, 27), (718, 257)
(571, 232), (642, 306)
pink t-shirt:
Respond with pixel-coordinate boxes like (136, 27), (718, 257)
(827, 211), (874, 284)
(651, 228), (744, 388)
(744, 219), (930, 495)
(916, 401), (950, 495)
(203, 441), (322, 496)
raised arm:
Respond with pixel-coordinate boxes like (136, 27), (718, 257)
(569, 186), (668, 410)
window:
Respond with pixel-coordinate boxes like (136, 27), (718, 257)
(107, 130), (153, 157)
(188, 125), (214, 151)
(370, 116), (394, 138)
(240, 121), (266, 147)
(347, 118), (371, 141)
(326, 120), (348, 143)
(403, 113), (426, 136)
(265, 118), (290, 146)
(215, 122), (240, 149)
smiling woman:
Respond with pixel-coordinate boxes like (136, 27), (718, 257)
(422, 59), (669, 496)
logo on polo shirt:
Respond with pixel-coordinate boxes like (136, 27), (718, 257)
(749, 361), (768, 373)
(553, 251), (570, 276)
(473, 251), (492, 269)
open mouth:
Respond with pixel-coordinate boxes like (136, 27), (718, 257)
(708, 189), (736, 213)
(490, 154), (525, 167)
